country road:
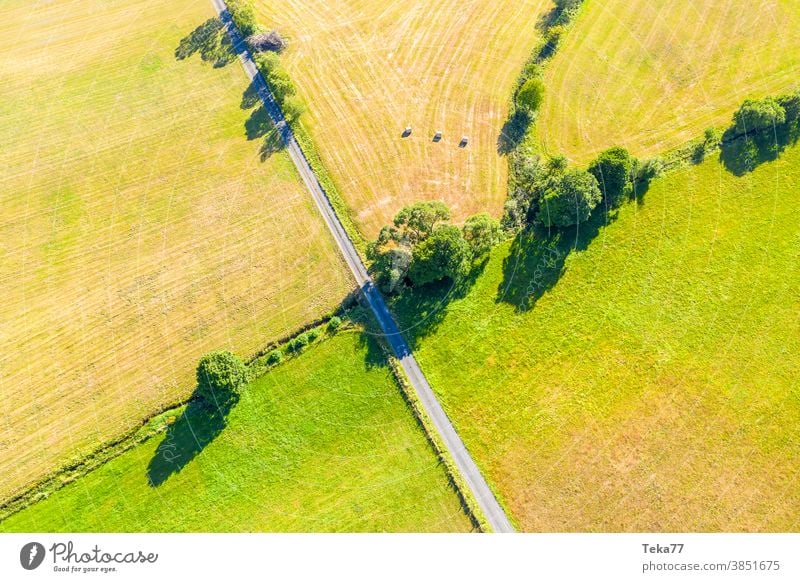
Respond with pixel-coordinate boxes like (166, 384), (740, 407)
(210, 0), (514, 533)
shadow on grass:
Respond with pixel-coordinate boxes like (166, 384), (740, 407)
(719, 123), (799, 176)
(175, 18), (235, 68)
(497, 109), (531, 155)
(495, 190), (653, 311)
(386, 260), (488, 350)
(147, 392), (238, 487)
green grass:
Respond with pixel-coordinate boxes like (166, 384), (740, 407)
(539, 0), (800, 164)
(0, 332), (471, 532)
(0, 0), (353, 502)
(394, 145), (800, 531)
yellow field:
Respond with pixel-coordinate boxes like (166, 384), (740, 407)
(540, 0), (800, 164)
(255, 0), (553, 236)
(0, 0), (352, 502)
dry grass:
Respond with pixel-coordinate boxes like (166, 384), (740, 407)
(255, 0), (553, 236)
(539, 0), (800, 164)
(0, 0), (352, 502)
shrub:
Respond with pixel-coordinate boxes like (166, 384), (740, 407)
(536, 168), (601, 228)
(733, 97), (786, 135)
(266, 349), (283, 365)
(227, 0), (259, 38)
(282, 95), (306, 121)
(587, 146), (633, 207)
(547, 154), (569, 174)
(196, 351), (247, 406)
(327, 316), (342, 332)
(307, 328), (320, 342)
(408, 225), (472, 287)
(517, 78), (545, 114)
(463, 213), (501, 257)
(634, 157), (665, 183)
(294, 333), (310, 350)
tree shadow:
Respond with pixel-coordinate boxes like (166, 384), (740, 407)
(388, 259), (488, 349)
(241, 82), (287, 160)
(147, 392), (239, 487)
(496, 208), (614, 312)
(175, 18), (235, 68)
(719, 123), (798, 176)
(497, 109), (531, 155)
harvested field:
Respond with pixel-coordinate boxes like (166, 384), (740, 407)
(255, 0), (553, 236)
(0, 0), (352, 502)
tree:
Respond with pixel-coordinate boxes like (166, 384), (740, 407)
(266, 67), (296, 103)
(196, 351), (247, 407)
(282, 95), (306, 121)
(587, 146), (633, 207)
(227, 0), (259, 38)
(392, 201), (451, 244)
(547, 154), (568, 174)
(733, 97), (786, 135)
(517, 78), (545, 114)
(408, 225), (472, 287)
(327, 316), (342, 331)
(537, 169), (601, 228)
(554, 0), (583, 12)
(463, 213), (501, 257)
(266, 349), (283, 365)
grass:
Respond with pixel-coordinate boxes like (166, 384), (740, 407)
(253, 0), (554, 237)
(539, 0), (800, 164)
(0, 332), (472, 532)
(0, 0), (354, 503)
(393, 144), (800, 531)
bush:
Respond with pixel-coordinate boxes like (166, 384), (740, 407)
(517, 78), (545, 114)
(307, 328), (320, 342)
(282, 95), (306, 121)
(227, 0), (259, 38)
(587, 146), (633, 207)
(634, 157), (665, 183)
(293, 333), (310, 350)
(536, 168), (601, 228)
(196, 351), (247, 406)
(408, 225), (472, 287)
(732, 97), (786, 135)
(327, 316), (342, 332)
(266, 349), (283, 365)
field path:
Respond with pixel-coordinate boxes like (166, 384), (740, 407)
(211, 0), (514, 533)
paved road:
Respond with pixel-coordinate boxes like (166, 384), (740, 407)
(211, 0), (514, 533)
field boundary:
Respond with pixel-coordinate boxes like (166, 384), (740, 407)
(381, 348), (487, 531)
(0, 314), (350, 523)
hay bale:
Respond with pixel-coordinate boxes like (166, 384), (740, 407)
(247, 31), (286, 53)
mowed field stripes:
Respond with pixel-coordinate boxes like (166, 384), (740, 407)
(0, 0), (352, 502)
(254, 0), (553, 237)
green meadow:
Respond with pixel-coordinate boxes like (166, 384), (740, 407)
(1, 332), (471, 532)
(394, 145), (800, 531)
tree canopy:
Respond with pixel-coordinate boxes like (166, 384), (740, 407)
(196, 351), (247, 407)
(587, 146), (633, 207)
(463, 213), (501, 258)
(408, 225), (472, 287)
(733, 97), (786, 134)
(517, 78), (545, 114)
(537, 168), (601, 228)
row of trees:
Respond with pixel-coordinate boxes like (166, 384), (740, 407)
(255, 52), (305, 121)
(227, 0), (305, 122)
(368, 202), (500, 293)
(503, 145), (657, 232)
